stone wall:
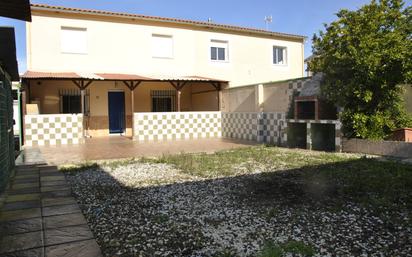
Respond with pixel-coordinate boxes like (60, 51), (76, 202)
(24, 114), (84, 146)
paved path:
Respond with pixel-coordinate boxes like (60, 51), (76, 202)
(0, 164), (102, 257)
(23, 137), (257, 165)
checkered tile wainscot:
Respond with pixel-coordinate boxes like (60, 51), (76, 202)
(258, 112), (287, 145)
(134, 112), (222, 141)
(222, 112), (258, 141)
(25, 114), (83, 146)
(222, 112), (287, 145)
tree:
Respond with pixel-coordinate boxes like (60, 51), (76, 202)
(309, 0), (412, 139)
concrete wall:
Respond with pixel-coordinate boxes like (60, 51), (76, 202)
(222, 77), (310, 114)
(27, 11), (305, 88)
(343, 138), (412, 159)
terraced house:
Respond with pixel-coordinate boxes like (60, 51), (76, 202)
(22, 4), (313, 147)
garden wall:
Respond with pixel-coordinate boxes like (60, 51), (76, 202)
(342, 138), (412, 158)
(133, 112), (222, 141)
(24, 114), (84, 146)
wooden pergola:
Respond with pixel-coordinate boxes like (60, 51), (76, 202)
(21, 71), (226, 139)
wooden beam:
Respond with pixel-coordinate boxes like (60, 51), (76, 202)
(72, 79), (93, 90)
(122, 80), (142, 91)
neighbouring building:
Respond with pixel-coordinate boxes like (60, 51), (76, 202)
(21, 4), (307, 146)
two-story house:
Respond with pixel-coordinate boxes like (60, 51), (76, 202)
(21, 4), (306, 146)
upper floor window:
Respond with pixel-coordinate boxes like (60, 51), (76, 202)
(61, 27), (87, 54)
(210, 40), (228, 62)
(152, 34), (173, 59)
(273, 46), (287, 65)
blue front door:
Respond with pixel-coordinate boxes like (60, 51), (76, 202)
(108, 91), (125, 134)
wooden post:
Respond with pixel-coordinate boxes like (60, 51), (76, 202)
(21, 83), (27, 145)
(177, 89), (181, 112)
(131, 88), (135, 137)
(123, 81), (141, 138)
(81, 89), (85, 115)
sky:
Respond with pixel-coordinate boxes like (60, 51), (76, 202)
(1, 0), (411, 73)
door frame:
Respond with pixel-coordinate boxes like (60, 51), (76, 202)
(108, 90), (126, 135)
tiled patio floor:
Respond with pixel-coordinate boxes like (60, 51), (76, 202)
(0, 165), (102, 257)
(19, 137), (257, 165)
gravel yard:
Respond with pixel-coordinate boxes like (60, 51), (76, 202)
(63, 146), (412, 257)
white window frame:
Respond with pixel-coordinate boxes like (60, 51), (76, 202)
(152, 34), (174, 59)
(60, 26), (88, 54)
(273, 46), (287, 65)
(210, 39), (229, 62)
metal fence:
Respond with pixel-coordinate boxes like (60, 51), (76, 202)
(0, 68), (15, 192)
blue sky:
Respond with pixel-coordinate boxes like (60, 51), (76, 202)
(1, 0), (411, 73)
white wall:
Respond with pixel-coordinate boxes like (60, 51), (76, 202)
(27, 11), (305, 88)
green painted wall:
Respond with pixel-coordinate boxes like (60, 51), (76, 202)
(0, 69), (15, 192)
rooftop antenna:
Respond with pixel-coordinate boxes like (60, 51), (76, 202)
(264, 15), (272, 31)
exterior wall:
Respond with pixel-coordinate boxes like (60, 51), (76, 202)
(27, 12), (304, 88)
(343, 138), (412, 159)
(222, 77), (309, 114)
(27, 80), (219, 137)
(0, 70), (15, 192)
(24, 114), (83, 146)
(133, 112), (221, 141)
(222, 112), (287, 144)
(221, 86), (256, 112)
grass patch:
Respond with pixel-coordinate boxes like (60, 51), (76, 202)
(142, 146), (353, 178)
(258, 240), (315, 257)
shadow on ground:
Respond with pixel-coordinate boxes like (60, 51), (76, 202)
(63, 156), (412, 257)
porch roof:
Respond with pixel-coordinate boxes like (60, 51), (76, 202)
(21, 71), (227, 83)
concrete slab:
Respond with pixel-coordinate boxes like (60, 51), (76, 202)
(0, 208), (42, 222)
(42, 204), (81, 217)
(2, 200), (41, 211)
(44, 225), (94, 246)
(1, 247), (43, 257)
(22, 137), (257, 165)
(44, 213), (87, 229)
(41, 197), (77, 207)
(0, 231), (43, 253)
(0, 217), (42, 235)
(5, 194), (40, 203)
(45, 239), (102, 257)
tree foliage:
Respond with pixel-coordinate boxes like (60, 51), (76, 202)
(309, 0), (412, 139)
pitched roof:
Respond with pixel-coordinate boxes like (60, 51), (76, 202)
(31, 4), (306, 41)
(0, 27), (19, 81)
(0, 0), (31, 22)
(21, 71), (227, 82)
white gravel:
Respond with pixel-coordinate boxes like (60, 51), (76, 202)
(65, 162), (412, 257)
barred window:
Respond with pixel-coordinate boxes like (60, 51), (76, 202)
(59, 89), (89, 114)
(150, 90), (176, 112)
